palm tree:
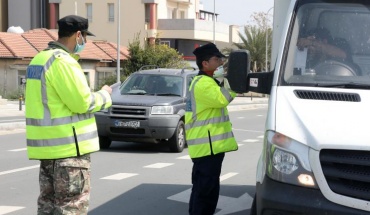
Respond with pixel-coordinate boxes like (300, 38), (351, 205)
(234, 25), (271, 72)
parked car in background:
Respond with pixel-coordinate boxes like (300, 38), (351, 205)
(95, 66), (198, 152)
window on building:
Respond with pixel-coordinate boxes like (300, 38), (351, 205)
(160, 41), (170, 46)
(145, 4), (150, 23)
(97, 71), (115, 88)
(172, 9), (177, 19)
(108, 3), (114, 22)
(167, 8), (173, 19)
(86, 3), (93, 22)
(180, 11), (185, 19)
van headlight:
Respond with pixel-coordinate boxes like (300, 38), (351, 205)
(265, 130), (318, 188)
(151, 106), (173, 114)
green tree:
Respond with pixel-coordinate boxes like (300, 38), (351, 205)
(227, 12), (272, 72)
(122, 35), (189, 78)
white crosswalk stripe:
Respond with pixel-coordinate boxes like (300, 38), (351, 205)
(8, 148), (27, 152)
(101, 173), (138, 180)
(242, 139), (259, 143)
(144, 163), (174, 168)
(0, 206), (24, 215)
(0, 165), (39, 176)
(176, 155), (190, 159)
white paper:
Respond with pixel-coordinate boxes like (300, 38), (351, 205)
(294, 47), (308, 72)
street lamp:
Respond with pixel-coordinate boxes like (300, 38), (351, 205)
(265, 7), (273, 72)
(213, 0), (215, 43)
(117, 0), (121, 83)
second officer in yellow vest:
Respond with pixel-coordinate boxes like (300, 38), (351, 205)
(25, 15), (112, 214)
(185, 43), (238, 215)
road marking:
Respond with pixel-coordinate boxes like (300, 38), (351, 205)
(101, 173), (138, 180)
(257, 115), (264, 117)
(177, 155), (190, 160)
(8, 148), (27, 152)
(0, 165), (39, 176)
(232, 128), (263, 133)
(144, 163), (174, 168)
(214, 192), (253, 215)
(257, 135), (264, 139)
(237, 117), (245, 119)
(168, 189), (252, 215)
(0, 206), (24, 215)
(242, 139), (259, 143)
(0, 119), (24, 123)
(220, 172), (238, 182)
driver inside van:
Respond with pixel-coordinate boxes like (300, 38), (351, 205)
(296, 27), (361, 75)
(297, 27), (348, 66)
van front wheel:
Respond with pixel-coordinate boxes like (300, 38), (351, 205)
(168, 120), (186, 153)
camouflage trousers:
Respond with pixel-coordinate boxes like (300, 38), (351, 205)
(37, 154), (91, 215)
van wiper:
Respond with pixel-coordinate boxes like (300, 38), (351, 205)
(316, 83), (370, 89)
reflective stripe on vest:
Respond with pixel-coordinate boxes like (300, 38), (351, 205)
(186, 131), (234, 146)
(27, 130), (98, 147)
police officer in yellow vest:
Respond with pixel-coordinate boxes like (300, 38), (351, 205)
(186, 43), (238, 215)
(25, 15), (112, 214)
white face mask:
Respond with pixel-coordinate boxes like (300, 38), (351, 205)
(213, 66), (225, 81)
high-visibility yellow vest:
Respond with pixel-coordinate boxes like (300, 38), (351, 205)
(25, 47), (112, 160)
(185, 75), (238, 158)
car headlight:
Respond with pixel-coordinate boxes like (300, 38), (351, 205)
(265, 130), (318, 188)
(151, 106), (173, 114)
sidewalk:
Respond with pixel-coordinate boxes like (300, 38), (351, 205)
(0, 96), (269, 131)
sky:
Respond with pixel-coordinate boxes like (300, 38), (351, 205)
(200, 0), (274, 27)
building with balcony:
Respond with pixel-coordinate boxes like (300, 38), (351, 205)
(0, 0), (241, 96)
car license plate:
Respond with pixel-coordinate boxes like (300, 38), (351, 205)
(114, 120), (140, 128)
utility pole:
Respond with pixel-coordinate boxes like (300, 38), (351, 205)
(117, 0), (121, 83)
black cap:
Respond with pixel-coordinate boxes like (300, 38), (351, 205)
(57, 15), (95, 36)
(193, 43), (226, 59)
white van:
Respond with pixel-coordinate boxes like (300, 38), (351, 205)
(227, 0), (370, 214)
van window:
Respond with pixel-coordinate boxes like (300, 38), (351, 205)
(282, 2), (370, 88)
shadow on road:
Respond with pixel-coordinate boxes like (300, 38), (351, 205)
(89, 184), (255, 215)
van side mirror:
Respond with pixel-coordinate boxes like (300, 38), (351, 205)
(227, 50), (250, 93)
(227, 49), (273, 95)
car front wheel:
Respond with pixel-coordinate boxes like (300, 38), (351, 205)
(99, 136), (112, 149)
(168, 120), (186, 153)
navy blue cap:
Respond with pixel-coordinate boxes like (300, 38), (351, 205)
(193, 43), (226, 59)
(57, 15), (95, 36)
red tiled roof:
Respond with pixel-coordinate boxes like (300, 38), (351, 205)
(79, 40), (113, 60)
(22, 28), (57, 51)
(94, 41), (129, 60)
(0, 32), (38, 58)
(0, 29), (128, 62)
(0, 41), (13, 58)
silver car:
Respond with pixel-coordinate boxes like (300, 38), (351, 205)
(95, 67), (197, 152)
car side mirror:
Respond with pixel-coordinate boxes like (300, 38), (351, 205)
(227, 50), (250, 93)
(227, 49), (274, 95)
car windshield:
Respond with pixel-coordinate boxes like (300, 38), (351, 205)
(120, 74), (183, 96)
(281, 1), (370, 88)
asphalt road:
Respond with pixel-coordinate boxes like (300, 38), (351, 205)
(0, 107), (267, 215)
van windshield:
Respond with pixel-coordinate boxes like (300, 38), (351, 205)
(282, 1), (370, 88)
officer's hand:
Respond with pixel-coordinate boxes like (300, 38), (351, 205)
(101, 85), (112, 95)
(223, 78), (234, 92)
